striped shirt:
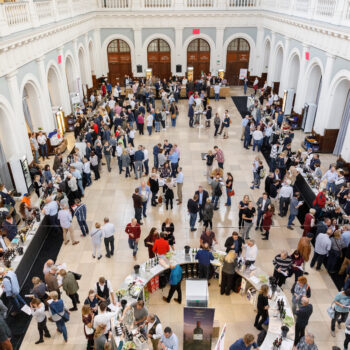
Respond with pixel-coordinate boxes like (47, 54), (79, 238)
(273, 254), (292, 273)
(74, 203), (87, 221)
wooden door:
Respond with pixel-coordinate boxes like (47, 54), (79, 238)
(187, 39), (210, 80)
(107, 39), (132, 86)
(147, 39), (171, 80)
(225, 38), (250, 86)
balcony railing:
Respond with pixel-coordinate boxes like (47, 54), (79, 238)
(0, 0), (350, 38)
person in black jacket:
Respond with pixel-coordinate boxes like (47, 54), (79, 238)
(224, 231), (244, 255)
(254, 284), (269, 330)
(187, 194), (199, 232)
(164, 179), (174, 210)
(149, 174), (159, 207)
(294, 297), (313, 346)
(265, 173), (275, 197)
(195, 186), (209, 223)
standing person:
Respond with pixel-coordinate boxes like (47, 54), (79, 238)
(164, 178), (174, 210)
(146, 314), (163, 350)
(238, 195), (250, 231)
(161, 218), (175, 250)
(82, 305), (94, 350)
(310, 228), (332, 271)
(244, 240), (258, 265)
(125, 218), (141, 260)
(242, 201), (256, 240)
(261, 204), (274, 240)
(214, 146), (224, 169)
(225, 172), (234, 207)
(132, 188), (143, 225)
(287, 192), (303, 230)
(102, 217), (115, 258)
(203, 198), (214, 230)
(121, 149), (131, 178)
(163, 262), (182, 304)
(243, 77), (248, 95)
(290, 250), (305, 281)
(273, 250), (292, 287)
(137, 113), (144, 135)
(139, 181), (151, 218)
(214, 82), (220, 101)
(195, 186), (209, 222)
(58, 204), (79, 246)
(82, 157), (92, 187)
(188, 103), (194, 128)
(278, 180), (293, 217)
(29, 298), (51, 344)
(214, 113), (221, 137)
(220, 251), (237, 295)
(211, 174), (222, 210)
(153, 233), (170, 256)
(328, 229), (346, 273)
(159, 327), (178, 350)
(176, 167), (183, 204)
(74, 198), (89, 237)
(37, 131), (49, 160)
(90, 151), (100, 180)
(255, 192), (271, 231)
(188, 194), (199, 232)
(291, 276), (311, 315)
(254, 284), (269, 330)
(30, 132), (40, 163)
(103, 140), (112, 172)
(223, 112), (230, 139)
(59, 269), (80, 311)
(149, 173), (159, 207)
(90, 222), (103, 260)
(49, 291), (69, 343)
(144, 228), (159, 259)
(297, 233), (313, 275)
(205, 105), (212, 128)
(294, 297), (313, 346)
(0, 268), (26, 316)
(206, 150), (215, 177)
(195, 243), (214, 281)
(146, 113), (153, 135)
(224, 231), (244, 255)
(302, 209), (316, 237)
(331, 289), (350, 337)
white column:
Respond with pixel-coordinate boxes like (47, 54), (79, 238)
(134, 28), (144, 77)
(6, 71), (33, 162)
(84, 33), (93, 88)
(313, 53), (335, 135)
(73, 39), (83, 83)
(93, 28), (104, 78)
(28, 0), (39, 28)
(214, 27), (225, 76)
(278, 36), (290, 96)
(58, 46), (72, 114)
(254, 26), (265, 77)
(293, 44), (309, 114)
(266, 32), (276, 87)
(36, 56), (55, 132)
(175, 26), (184, 76)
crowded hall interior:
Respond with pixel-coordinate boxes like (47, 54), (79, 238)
(1, 1), (350, 350)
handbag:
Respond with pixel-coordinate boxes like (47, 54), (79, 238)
(70, 271), (82, 281)
(228, 189), (235, 197)
(327, 303), (335, 319)
(59, 310), (70, 322)
(158, 195), (163, 204)
(84, 324), (94, 335)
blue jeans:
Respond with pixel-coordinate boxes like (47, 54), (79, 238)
(171, 117), (177, 127)
(211, 195), (219, 209)
(77, 179), (84, 195)
(171, 162), (177, 178)
(128, 238), (138, 256)
(256, 209), (264, 227)
(244, 135), (251, 148)
(56, 319), (68, 341)
(10, 293), (26, 312)
(269, 158), (276, 172)
(144, 159), (149, 175)
(326, 181), (335, 194)
(78, 220), (89, 236)
(147, 126), (152, 135)
(125, 166), (130, 177)
(153, 157), (158, 169)
(142, 201), (147, 217)
(155, 121), (161, 132)
(288, 214), (296, 227)
(190, 213), (197, 229)
(226, 188), (231, 206)
(244, 84), (247, 95)
(215, 93), (219, 101)
(253, 171), (260, 188)
(39, 144), (48, 158)
(253, 139), (263, 152)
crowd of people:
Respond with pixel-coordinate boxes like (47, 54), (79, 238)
(1, 73), (350, 350)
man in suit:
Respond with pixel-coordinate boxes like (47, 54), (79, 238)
(224, 231), (244, 256)
(255, 192), (271, 231)
(195, 186), (209, 223)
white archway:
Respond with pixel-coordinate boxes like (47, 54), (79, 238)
(273, 44), (284, 82)
(78, 45), (88, 86)
(89, 40), (95, 75)
(102, 34), (136, 76)
(263, 37), (271, 74)
(47, 64), (64, 109)
(65, 54), (77, 94)
(183, 33), (216, 73)
(143, 33), (176, 75)
(222, 33), (256, 74)
(286, 50), (301, 91)
(304, 58), (324, 104)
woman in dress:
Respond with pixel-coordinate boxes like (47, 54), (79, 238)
(238, 195), (249, 231)
(144, 227), (159, 258)
(82, 304), (94, 350)
(161, 218), (175, 250)
(262, 204), (274, 240)
(254, 284), (269, 330)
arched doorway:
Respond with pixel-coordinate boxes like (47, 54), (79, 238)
(147, 39), (171, 80)
(78, 48), (88, 88)
(187, 38), (210, 79)
(273, 46), (283, 93)
(107, 39), (132, 86)
(287, 54), (300, 91)
(305, 64), (322, 104)
(225, 38), (250, 85)
(47, 66), (63, 109)
(263, 40), (270, 74)
(65, 56), (76, 94)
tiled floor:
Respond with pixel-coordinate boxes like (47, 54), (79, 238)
(21, 87), (342, 349)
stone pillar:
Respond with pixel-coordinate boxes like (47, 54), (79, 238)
(6, 70), (33, 162)
(134, 28), (144, 77)
(84, 33), (93, 88)
(313, 53), (335, 135)
(28, 0), (39, 28)
(278, 36), (290, 97)
(36, 56), (56, 131)
(58, 46), (72, 114)
(254, 26), (265, 77)
(293, 44), (309, 114)
(175, 26), (184, 76)
(266, 32), (275, 87)
(214, 27), (225, 76)
(93, 28), (104, 78)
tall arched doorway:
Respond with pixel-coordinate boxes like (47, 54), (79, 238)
(287, 54), (300, 91)
(305, 64), (322, 104)
(187, 38), (210, 79)
(226, 38), (250, 85)
(263, 40), (271, 74)
(47, 66), (63, 110)
(273, 46), (283, 93)
(78, 48), (88, 88)
(147, 39), (171, 80)
(107, 39), (132, 86)
(65, 56), (76, 94)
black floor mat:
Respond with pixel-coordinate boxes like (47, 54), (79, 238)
(231, 96), (249, 118)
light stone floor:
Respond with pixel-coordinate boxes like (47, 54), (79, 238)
(20, 87), (341, 350)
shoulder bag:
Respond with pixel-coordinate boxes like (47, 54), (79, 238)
(327, 302), (335, 319)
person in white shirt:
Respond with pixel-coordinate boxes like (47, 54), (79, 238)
(146, 313), (163, 349)
(90, 222), (103, 260)
(82, 157), (91, 187)
(252, 126), (264, 152)
(321, 166), (338, 194)
(30, 298), (50, 344)
(143, 146), (149, 176)
(146, 114), (154, 136)
(214, 83), (221, 101)
(244, 239), (258, 265)
(278, 180), (293, 217)
(310, 228), (332, 270)
(93, 302), (118, 334)
(94, 277), (116, 306)
(102, 217), (115, 258)
(37, 131), (48, 160)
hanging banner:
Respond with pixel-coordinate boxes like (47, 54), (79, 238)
(183, 307), (215, 350)
(239, 68), (248, 80)
(214, 323), (227, 350)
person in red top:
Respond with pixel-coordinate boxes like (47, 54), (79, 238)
(303, 208), (316, 237)
(313, 188), (328, 219)
(125, 218), (141, 260)
(152, 233), (170, 256)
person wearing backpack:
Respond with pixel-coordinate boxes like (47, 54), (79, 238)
(211, 175), (222, 210)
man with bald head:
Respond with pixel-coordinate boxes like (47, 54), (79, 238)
(294, 297), (313, 346)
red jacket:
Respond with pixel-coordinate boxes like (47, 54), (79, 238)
(152, 238), (170, 255)
(125, 224), (141, 239)
(313, 192), (326, 209)
(303, 213), (314, 236)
